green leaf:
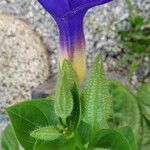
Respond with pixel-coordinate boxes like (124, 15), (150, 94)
(77, 121), (91, 145)
(6, 98), (60, 150)
(124, 0), (134, 21)
(33, 138), (78, 150)
(108, 80), (141, 139)
(137, 83), (150, 121)
(30, 126), (62, 141)
(118, 53), (131, 64)
(93, 127), (137, 150)
(129, 31), (150, 40)
(128, 59), (141, 79)
(82, 55), (110, 130)
(93, 148), (110, 150)
(140, 118), (150, 150)
(61, 137), (77, 150)
(55, 60), (79, 123)
(117, 126), (138, 150)
(67, 83), (81, 130)
(131, 16), (145, 27)
(1, 124), (19, 150)
(33, 140), (61, 150)
(126, 41), (148, 53)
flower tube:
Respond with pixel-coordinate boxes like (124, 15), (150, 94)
(38, 0), (113, 81)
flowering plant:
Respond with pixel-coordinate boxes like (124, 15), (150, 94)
(2, 0), (149, 150)
(4, 56), (138, 150)
(38, 0), (112, 81)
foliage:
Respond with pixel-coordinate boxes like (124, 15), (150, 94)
(137, 83), (150, 121)
(119, 0), (150, 53)
(108, 80), (141, 139)
(117, 0), (150, 79)
(1, 124), (20, 150)
(1, 55), (141, 150)
(108, 81), (150, 150)
(136, 83), (150, 150)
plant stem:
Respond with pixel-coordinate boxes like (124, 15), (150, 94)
(61, 116), (67, 126)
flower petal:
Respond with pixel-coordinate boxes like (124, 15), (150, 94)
(68, 0), (113, 10)
(38, 0), (113, 81)
(38, 0), (113, 18)
(57, 13), (86, 82)
(38, 0), (70, 17)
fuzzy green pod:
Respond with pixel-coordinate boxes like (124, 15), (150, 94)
(54, 60), (79, 123)
(82, 55), (111, 130)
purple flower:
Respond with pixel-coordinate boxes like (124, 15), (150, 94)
(38, 0), (113, 81)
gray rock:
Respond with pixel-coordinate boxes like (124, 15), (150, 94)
(32, 78), (56, 99)
(0, 11), (51, 114)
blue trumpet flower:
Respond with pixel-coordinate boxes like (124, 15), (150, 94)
(38, 0), (113, 81)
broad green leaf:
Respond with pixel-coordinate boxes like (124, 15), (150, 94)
(34, 138), (78, 150)
(137, 83), (150, 121)
(77, 121), (90, 145)
(108, 80), (141, 140)
(117, 126), (138, 150)
(1, 124), (19, 150)
(67, 83), (81, 130)
(140, 118), (150, 150)
(93, 127), (137, 150)
(33, 139), (61, 150)
(92, 148), (110, 150)
(55, 60), (79, 122)
(61, 138), (76, 150)
(82, 55), (110, 129)
(6, 98), (60, 150)
(30, 126), (62, 141)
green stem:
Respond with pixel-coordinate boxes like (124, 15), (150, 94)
(124, 0), (135, 22)
(60, 116), (67, 127)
